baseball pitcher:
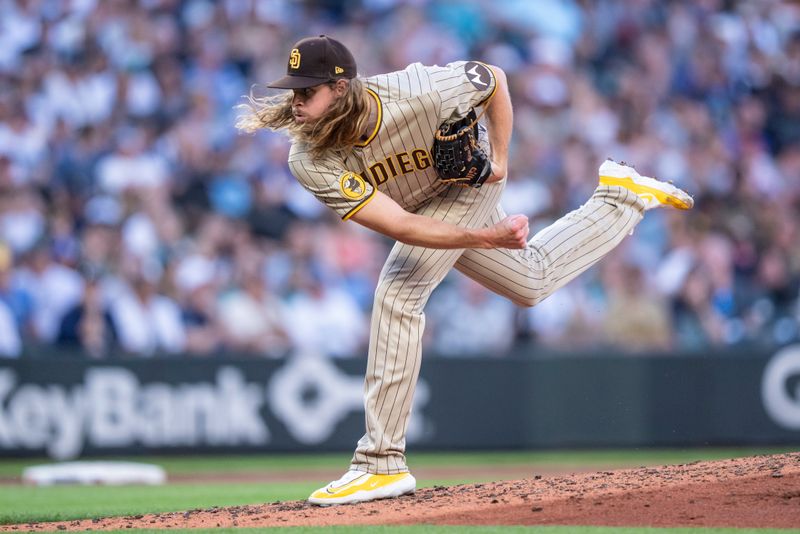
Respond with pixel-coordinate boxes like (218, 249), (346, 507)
(236, 35), (693, 505)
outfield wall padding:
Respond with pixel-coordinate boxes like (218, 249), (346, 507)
(1, 345), (799, 458)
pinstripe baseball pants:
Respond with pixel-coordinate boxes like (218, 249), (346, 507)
(350, 181), (645, 474)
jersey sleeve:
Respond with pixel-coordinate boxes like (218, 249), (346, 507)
(288, 145), (376, 221)
(427, 60), (497, 124)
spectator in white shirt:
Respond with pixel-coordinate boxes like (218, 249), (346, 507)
(108, 274), (185, 356)
(283, 269), (367, 358)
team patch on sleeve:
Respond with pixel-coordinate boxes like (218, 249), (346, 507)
(339, 172), (368, 200)
(464, 61), (492, 91)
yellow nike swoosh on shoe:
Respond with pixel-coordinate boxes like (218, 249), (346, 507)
(324, 473), (369, 494)
(599, 175), (694, 210)
(311, 473), (411, 501)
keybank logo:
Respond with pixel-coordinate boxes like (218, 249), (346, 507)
(762, 345), (800, 430)
(0, 367), (269, 459)
(0, 357), (430, 459)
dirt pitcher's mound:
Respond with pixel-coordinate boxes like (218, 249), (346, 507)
(9, 453), (800, 531)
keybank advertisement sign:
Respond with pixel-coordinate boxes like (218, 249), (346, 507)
(762, 344), (800, 430)
(0, 356), (429, 459)
(0, 367), (262, 459)
(1, 349), (799, 458)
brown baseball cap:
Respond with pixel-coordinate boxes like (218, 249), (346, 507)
(267, 35), (357, 89)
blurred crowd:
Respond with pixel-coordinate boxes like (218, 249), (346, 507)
(0, 0), (799, 359)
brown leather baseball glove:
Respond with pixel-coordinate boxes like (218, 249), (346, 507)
(431, 109), (492, 188)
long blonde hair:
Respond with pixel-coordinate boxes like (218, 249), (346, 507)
(236, 79), (371, 157)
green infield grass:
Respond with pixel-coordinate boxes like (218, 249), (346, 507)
(1, 446), (795, 479)
(1, 447), (797, 531)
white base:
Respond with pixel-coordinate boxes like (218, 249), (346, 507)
(22, 461), (166, 486)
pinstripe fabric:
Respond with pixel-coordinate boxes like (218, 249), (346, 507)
(350, 183), (644, 474)
(454, 185), (644, 307)
(284, 62), (647, 475)
(351, 180), (506, 474)
(289, 62), (497, 219)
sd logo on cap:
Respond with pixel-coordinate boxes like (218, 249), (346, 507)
(268, 35), (357, 89)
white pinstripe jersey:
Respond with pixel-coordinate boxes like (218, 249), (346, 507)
(288, 61), (497, 220)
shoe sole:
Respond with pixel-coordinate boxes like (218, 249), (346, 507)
(308, 475), (416, 506)
(599, 174), (694, 210)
